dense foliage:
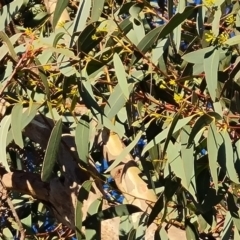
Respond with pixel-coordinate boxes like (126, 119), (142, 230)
(1, 0), (240, 239)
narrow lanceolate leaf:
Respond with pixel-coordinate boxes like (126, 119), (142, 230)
(75, 115), (90, 164)
(0, 33), (22, 61)
(113, 53), (129, 100)
(0, 31), (18, 60)
(207, 121), (221, 191)
(83, 205), (141, 226)
(104, 84), (134, 120)
(220, 212), (233, 240)
(181, 126), (194, 189)
(155, 227), (169, 240)
(105, 130), (143, 173)
(77, 23), (102, 54)
(225, 35), (240, 46)
(187, 112), (222, 148)
(162, 109), (182, 158)
(21, 103), (41, 128)
(185, 218), (199, 240)
(11, 103), (24, 148)
(75, 180), (93, 240)
(0, 115), (11, 171)
(131, 25), (164, 65)
(53, 32), (65, 47)
(90, 0), (105, 22)
(69, 0), (92, 48)
(204, 47), (220, 102)
(52, 0), (69, 30)
(35, 58), (50, 100)
(0, 0), (24, 31)
(7, 103), (41, 146)
(129, 4), (145, 43)
(142, 116), (193, 156)
(41, 119), (62, 182)
(173, 0), (186, 52)
(212, 9), (221, 37)
(131, 6), (196, 64)
(85, 198), (102, 240)
(147, 192), (164, 226)
(222, 131), (239, 183)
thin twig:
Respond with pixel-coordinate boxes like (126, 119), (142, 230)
(0, 179), (25, 240)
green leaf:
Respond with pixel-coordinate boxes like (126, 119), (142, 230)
(11, 103), (24, 148)
(113, 53), (129, 100)
(187, 112), (222, 148)
(154, 227), (169, 240)
(35, 58), (50, 99)
(131, 25), (163, 65)
(105, 130), (143, 173)
(83, 204), (142, 226)
(75, 115), (90, 164)
(3, 228), (13, 238)
(220, 211), (233, 240)
(152, 38), (169, 64)
(142, 116), (193, 156)
(0, 0), (24, 31)
(69, 0), (92, 48)
(52, 0), (69, 30)
(129, 4), (145, 43)
(87, 198), (102, 216)
(185, 218), (199, 240)
(86, 46), (122, 77)
(7, 103), (41, 145)
(106, 18), (133, 47)
(119, 215), (134, 239)
(221, 131), (239, 183)
(21, 103), (41, 128)
(166, 141), (189, 189)
(162, 110), (182, 158)
(0, 31), (18, 60)
(79, 79), (103, 115)
(173, 0), (186, 52)
(80, 78), (125, 137)
(104, 84), (133, 120)
(234, 224), (240, 240)
(225, 35), (240, 46)
(0, 115), (11, 171)
(182, 47), (212, 64)
(207, 121), (221, 191)
(77, 23), (102, 54)
(53, 32), (65, 47)
(168, 0), (174, 20)
(212, 9), (221, 36)
(75, 180), (93, 240)
(0, 33), (22, 61)
(131, 6), (195, 64)
(147, 192), (164, 226)
(127, 229), (136, 240)
(41, 119), (62, 182)
(181, 126), (194, 189)
(204, 47), (220, 102)
(90, 0), (105, 22)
